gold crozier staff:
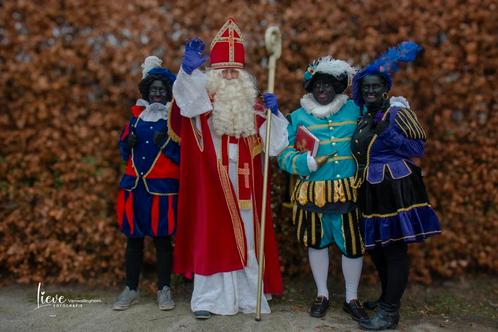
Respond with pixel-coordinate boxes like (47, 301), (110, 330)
(255, 25), (282, 321)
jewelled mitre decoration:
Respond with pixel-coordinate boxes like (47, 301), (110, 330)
(210, 17), (245, 69)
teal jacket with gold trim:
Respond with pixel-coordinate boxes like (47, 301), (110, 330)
(278, 99), (360, 209)
(278, 99), (360, 180)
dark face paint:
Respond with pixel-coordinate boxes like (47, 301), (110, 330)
(148, 80), (169, 105)
(312, 77), (336, 105)
(361, 75), (387, 109)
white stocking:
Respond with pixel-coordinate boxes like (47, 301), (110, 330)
(342, 255), (363, 303)
(308, 247), (329, 299)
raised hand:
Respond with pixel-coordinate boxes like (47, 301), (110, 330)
(182, 38), (209, 75)
(186, 38), (205, 53)
(263, 92), (279, 115)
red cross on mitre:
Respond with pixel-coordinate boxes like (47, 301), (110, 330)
(210, 17), (245, 69)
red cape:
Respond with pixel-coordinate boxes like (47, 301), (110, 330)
(170, 103), (283, 295)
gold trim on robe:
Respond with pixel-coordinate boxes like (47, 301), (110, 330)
(216, 160), (246, 266)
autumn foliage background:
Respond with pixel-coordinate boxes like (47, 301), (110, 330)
(0, 0), (496, 287)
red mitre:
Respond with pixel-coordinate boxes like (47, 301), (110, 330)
(210, 17), (245, 69)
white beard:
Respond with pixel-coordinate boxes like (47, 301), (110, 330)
(206, 69), (257, 137)
(300, 93), (348, 118)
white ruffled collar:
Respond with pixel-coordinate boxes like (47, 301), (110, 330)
(300, 93), (348, 118)
(389, 96), (411, 109)
(135, 99), (169, 122)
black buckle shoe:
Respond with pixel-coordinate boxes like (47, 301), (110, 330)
(359, 302), (400, 330)
(310, 296), (330, 318)
(362, 298), (380, 311)
(343, 299), (369, 321)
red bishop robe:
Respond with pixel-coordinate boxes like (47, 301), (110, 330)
(169, 102), (283, 295)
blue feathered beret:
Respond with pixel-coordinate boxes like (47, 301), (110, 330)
(352, 41), (423, 107)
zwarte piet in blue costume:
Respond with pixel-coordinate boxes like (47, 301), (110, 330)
(350, 41), (441, 330)
(113, 56), (179, 312)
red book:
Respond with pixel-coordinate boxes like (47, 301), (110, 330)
(295, 125), (320, 157)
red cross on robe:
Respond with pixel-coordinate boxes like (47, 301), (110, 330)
(171, 103), (283, 295)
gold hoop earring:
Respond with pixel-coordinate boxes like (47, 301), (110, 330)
(382, 92), (389, 100)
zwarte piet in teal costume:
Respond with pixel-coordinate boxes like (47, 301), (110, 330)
(350, 41), (441, 330)
(113, 56), (179, 312)
(278, 56), (368, 321)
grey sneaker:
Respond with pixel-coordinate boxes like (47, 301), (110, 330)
(112, 286), (139, 311)
(157, 286), (175, 310)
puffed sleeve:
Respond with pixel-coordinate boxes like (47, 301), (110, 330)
(172, 67), (212, 118)
(258, 110), (289, 156)
(377, 108), (425, 158)
(394, 108), (427, 141)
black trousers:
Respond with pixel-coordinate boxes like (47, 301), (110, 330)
(369, 241), (409, 306)
(125, 236), (172, 290)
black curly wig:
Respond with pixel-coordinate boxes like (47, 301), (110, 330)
(138, 74), (173, 102)
(304, 72), (349, 95)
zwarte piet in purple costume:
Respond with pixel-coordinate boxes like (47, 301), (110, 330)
(350, 41), (441, 330)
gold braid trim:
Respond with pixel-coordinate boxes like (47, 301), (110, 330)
(352, 133), (377, 189)
(238, 199), (252, 210)
(216, 160), (246, 266)
(249, 136), (263, 158)
(347, 211), (357, 256)
(307, 120), (357, 130)
(319, 137), (352, 145)
(293, 177), (357, 207)
(352, 110), (391, 189)
(395, 110), (414, 137)
(395, 108), (427, 141)
(311, 213), (316, 245)
(362, 203), (432, 218)
(291, 154), (298, 174)
(280, 149), (294, 166)
(292, 206), (363, 250)
(401, 108), (425, 139)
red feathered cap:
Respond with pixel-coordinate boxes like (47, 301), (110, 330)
(210, 17), (245, 69)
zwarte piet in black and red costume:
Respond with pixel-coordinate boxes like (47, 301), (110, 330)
(350, 41), (441, 330)
(113, 56), (179, 312)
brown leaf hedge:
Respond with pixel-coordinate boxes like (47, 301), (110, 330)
(0, 0), (496, 286)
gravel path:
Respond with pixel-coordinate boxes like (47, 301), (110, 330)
(0, 284), (495, 332)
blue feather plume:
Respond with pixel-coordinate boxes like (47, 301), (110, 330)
(352, 41), (423, 107)
(367, 41), (422, 75)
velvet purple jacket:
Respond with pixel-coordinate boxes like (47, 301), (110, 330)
(366, 107), (425, 184)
